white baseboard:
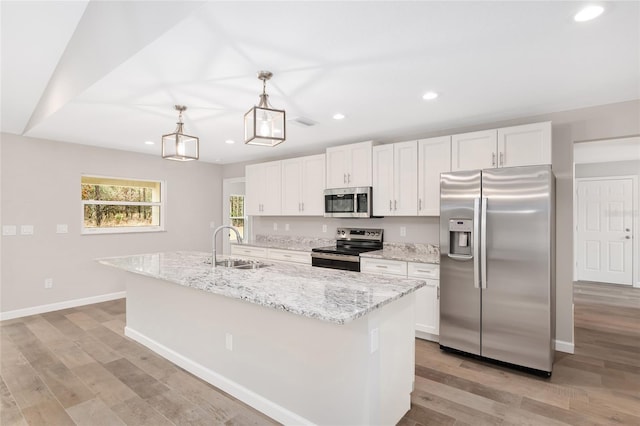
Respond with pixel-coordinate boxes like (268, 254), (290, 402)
(554, 339), (575, 354)
(0, 291), (126, 321)
(125, 326), (312, 426)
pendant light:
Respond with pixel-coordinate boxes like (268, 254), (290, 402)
(244, 71), (286, 147)
(162, 105), (199, 161)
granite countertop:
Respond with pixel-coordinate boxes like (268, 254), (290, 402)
(360, 243), (440, 264)
(233, 235), (335, 252)
(98, 251), (425, 325)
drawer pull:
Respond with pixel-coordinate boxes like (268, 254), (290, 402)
(376, 265), (388, 269)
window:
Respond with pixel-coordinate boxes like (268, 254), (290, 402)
(229, 195), (245, 241)
(81, 175), (165, 234)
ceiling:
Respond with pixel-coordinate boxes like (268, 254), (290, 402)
(1, 1), (639, 165)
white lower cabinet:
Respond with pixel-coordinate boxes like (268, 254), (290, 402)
(267, 248), (310, 264)
(408, 262), (439, 341)
(362, 258), (440, 341)
(230, 245), (268, 259)
(360, 257), (408, 276)
(230, 245), (310, 265)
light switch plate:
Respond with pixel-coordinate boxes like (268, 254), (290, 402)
(400, 226), (407, 237)
(322, 224), (327, 233)
(2, 225), (17, 236)
(56, 224), (68, 234)
(20, 225), (34, 235)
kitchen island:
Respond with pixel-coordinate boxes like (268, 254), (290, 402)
(99, 251), (425, 425)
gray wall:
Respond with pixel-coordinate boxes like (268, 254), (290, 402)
(1, 133), (222, 313)
(223, 99), (640, 348)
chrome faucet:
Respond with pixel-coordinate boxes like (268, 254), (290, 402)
(212, 225), (243, 267)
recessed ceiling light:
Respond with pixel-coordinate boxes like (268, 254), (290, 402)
(574, 5), (604, 22)
(422, 91), (439, 100)
(333, 113), (346, 120)
(225, 139), (235, 144)
(144, 141), (155, 145)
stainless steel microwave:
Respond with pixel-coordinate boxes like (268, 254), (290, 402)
(324, 187), (373, 218)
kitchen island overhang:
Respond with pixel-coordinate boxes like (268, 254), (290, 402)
(99, 251), (426, 425)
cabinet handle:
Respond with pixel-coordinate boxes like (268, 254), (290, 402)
(499, 152), (504, 166)
(343, 173), (347, 184)
(283, 254), (291, 258)
(347, 173), (351, 183)
(491, 152), (496, 166)
(437, 286), (440, 300)
(376, 265), (388, 269)
(419, 198), (422, 210)
(389, 200), (393, 211)
(301, 202), (304, 211)
(394, 200), (397, 210)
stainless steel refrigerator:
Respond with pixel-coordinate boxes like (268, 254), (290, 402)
(439, 165), (555, 375)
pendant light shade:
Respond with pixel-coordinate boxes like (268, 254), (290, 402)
(244, 71), (286, 147)
(162, 105), (199, 161)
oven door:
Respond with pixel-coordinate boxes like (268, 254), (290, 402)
(311, 252), (361, 272)
(324, 187), (372, 218)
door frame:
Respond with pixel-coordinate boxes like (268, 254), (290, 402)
(573, 175), (638, 288)
(222, 177), (247, 255)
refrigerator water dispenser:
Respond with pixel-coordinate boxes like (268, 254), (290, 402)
(449, 219), (472, 257)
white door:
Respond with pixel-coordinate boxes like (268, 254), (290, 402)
(577, 178), (634, 285)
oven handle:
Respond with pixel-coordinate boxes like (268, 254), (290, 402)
(311, 252), (361, 263)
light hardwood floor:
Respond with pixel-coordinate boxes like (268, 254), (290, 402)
(1, 282), (638, 425)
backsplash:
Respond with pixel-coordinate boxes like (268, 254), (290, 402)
(250, 216), (440, 245)
(252, 234), (335, 251)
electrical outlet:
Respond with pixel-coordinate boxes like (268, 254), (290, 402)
(322, 224), (327, 233)
(400, 226), (407, 237)
(44, 278), (53, 289)
(2, 225), (17, 236)
(225, 333), (233, 351)
(285, 223), (290, 231)
(273, 222), (278, 231)
(56, 224), (68, 234)
(20, 225), (34, 235)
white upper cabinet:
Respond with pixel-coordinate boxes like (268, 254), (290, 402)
(452, 122), (552, 171)
(418, 136), (451, 216)
(281, 154), (325, 216)
(372, 141), (418, 216)
(451, 129), (497, 171)
(372, 144), (394, 216)
(245, 161), (281, 216)
(497, 122), (551, 167)
(326, 141), (373, 188)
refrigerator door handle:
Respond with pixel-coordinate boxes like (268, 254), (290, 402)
(481, 197), (488, 289)
(473, 197), (481, 289)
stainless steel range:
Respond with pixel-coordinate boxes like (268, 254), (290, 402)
(311, 227), (383, 272)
